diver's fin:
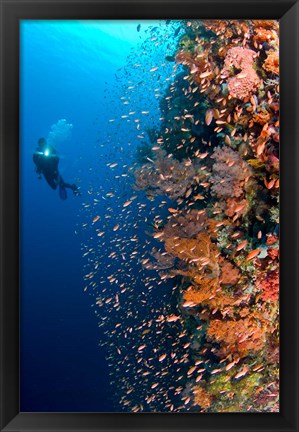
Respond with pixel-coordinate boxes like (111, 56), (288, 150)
(59, 184), (67, 200)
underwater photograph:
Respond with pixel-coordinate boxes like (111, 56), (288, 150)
(20, 19), (279, 413)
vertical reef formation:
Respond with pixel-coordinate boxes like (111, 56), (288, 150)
(134, 20), (279, 412)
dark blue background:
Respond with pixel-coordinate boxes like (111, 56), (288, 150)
(20, 20), (145, 412)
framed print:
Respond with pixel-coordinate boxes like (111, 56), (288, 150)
(0, 0), (298, 431)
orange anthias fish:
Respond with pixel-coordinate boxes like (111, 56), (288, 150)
(246, 248), (261, 261)
(205, 109), (213, 126)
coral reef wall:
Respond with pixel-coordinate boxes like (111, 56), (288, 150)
(134, 20), (279, 412)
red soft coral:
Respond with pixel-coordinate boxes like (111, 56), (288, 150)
(257, 269), (279, 302)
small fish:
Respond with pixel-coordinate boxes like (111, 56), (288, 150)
(165, 55), (175, 62)
(153, 232), (164, 239)
(194, 194), (205, 200)
(187, 366), (197, 375)
(252, 363), (264, 372)
(211, 368), (222, 375)
(166, 315), (180, 322)
(246, 248), (262, 260)
(265, 178), (276, 189)
(235, 367), (249, 379)
(236, 240), (248, 251)
(174, 27), (180, 36)
(182, 301), (196, 308)
(200, 70), (212, 78)
(225, 135), (231, 145)
(198, 152), (208, 159)
(137, 24), (141, 32)
(205, 109), (213, 126)
(225, 361), (236, 371)
(257, 142), (266, 156)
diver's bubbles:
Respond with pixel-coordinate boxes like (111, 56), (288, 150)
(47, 118), (73, 148)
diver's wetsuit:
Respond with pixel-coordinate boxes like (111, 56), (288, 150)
(33, 138), (80, 199)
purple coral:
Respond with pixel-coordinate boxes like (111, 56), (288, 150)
(210, 146), (252, 198)
(134, 149), (203, 200)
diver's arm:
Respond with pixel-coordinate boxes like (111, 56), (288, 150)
(33, 152), (42, 175)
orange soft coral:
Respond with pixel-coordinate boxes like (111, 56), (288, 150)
(263, 50), (279, 75)
(252, 108), (272, 125)
(204, 20), (249, 40)
(207, 317), (266, 358)
(183, 283), (234, 310)
(253, 27), (276, 44)
(204, 20), (233, 38)
(193, 386), (213, 409)
(219, 258), (240, 285)
(164, 232), (219, 278)
(253, 20), (279, 30)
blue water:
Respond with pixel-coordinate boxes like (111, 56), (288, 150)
(20, 20), (179, 412)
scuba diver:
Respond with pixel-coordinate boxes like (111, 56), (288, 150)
(33, 137), (81, 200)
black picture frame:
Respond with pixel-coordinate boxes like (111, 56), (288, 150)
(0, 0), (298, 431)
